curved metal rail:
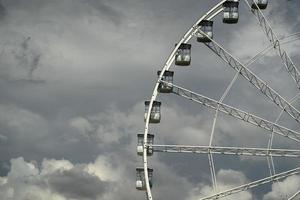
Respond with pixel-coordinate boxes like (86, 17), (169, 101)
(142, 2), (227, 199)
(141, 1), (300, 199)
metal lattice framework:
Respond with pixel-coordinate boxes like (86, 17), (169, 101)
(202, 34), (300, 124)
(199, 166), (300, 200)
(152, 145), (300, 158)
(244, 0), (300, 88)
(164, 81), (300, 143)
(138, 1), (300, 200)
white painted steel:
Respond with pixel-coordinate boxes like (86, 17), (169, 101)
(141, 1), (300, 199)
(207, 33), (300, 192)
(206, 32), (300, 187)
(208, 109), (219, 192)
(199, 11), (300, 200)
(200, 29), (300, 124)
(199, 166), (300, 200)
(142, 1), (227, 199)
(244, 0), (300, 88)
(161, 81), (300, 143)
(152, 145), (300, 158)
(289, 190), (300, 200)
(267, 93), (300, 178)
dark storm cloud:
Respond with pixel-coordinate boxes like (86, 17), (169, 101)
(15, 37), (42, 80)
(0, 0), (299, 200)
(3, 0), (123, 25)
(48, 167), (110, 199)
(0, 0), (5, 20)
(0, 34), (43, 82)
(268, 0), (300, 31)
(86, 0), (123, 25)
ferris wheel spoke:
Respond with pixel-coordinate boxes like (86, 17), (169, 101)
(164, 81), (300, 143)
(152, 145), (300, 158)
(198, 31), (300, 124)
(246, 33), (300, 69)
(288, 190), (300, 200)
(198, 166), (300, 200)
(208, 153), (218, 192)
(139, 1), (300, 199)
(266, 94), (300, 179)
(243, 0), (300, 89)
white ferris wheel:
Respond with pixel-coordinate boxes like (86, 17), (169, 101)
(136, 0), (300, 199)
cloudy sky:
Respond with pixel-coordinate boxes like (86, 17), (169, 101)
(0, 0), (300, 199)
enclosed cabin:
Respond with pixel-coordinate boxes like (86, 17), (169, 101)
(223, 0), (239, 24)
(136, 168), (153, 190)
(251, 0), (268, 10)
(144, 101), (161, 123)
(157, 70), (174, 93)
(137, 134), (154, 156)
(197, 20), (214, 43)
(175, 43), (191, 66)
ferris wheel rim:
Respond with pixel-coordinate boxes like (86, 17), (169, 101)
(142, 1), (227, 199)
(141, 1), (300, 200)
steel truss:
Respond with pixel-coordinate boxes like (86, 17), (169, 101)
(198, 31), (300, 124)
(161, 81), (300, 143)
(141, 0), (300, 199)
(289, 190), (300, 200)
(152, 145), (300, 158)
(197, 166), (300, 200)
(243, 0), (300, 89)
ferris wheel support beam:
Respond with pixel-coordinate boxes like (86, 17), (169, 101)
(164, 81), (300, 143)
(199, 30), (300, 124)
(204, 30), (300, 199)
(141, 0), (300, 198)
(247, 33), (300, 69)
(152, 145), (300, 158)
(266, 93), (300, 180)
(199, 166), (300, 200)
(243, 0), (300, 89)
(288, 190), (300, 200)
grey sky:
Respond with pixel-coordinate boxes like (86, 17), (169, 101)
(0, 0), (300, 199)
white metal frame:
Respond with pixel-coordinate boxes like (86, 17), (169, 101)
(152, 145), (300, 158)
(161, 81), (300, 142)
(143, 2), (226, 199)
(199, 166), (300, 200)
(244, 0), (300, 88)
(141, 1), (300, 199)
(201, 30), (300, 124)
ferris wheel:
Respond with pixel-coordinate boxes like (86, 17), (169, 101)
(136, 0), (300, 199)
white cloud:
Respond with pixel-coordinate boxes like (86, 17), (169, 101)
(0, 1), (299, 200)
(69, 103), (142, 144)
(189, 169), (252, 200)
(84, 155), (120, 182)
(263, 175), (300, 200)
(7, 157), (38, 179)
(0, 157), (113, 200)
(40, 159), (74, 175)
(0, 158), (66, 200)
(228, 20), (269, 61)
